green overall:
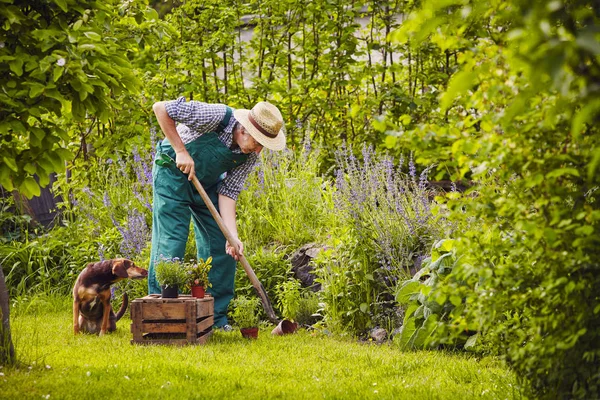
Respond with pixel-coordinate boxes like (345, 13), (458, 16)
(148, 108), (248, 327)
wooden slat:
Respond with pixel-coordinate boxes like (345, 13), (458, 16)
(197, 316), (214, 333)
(141, 303), (186, 320)
(185, 300), (197, 343)
(196, 298), (214, 317)
(130, 301), (143, 342)
(140, 322), (187, 333)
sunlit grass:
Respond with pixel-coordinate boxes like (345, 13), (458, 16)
(1, 297), (520, 399)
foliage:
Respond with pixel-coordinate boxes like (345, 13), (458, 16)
(237, 141), (336, 250)
(275, 278), (302, 322)
(54, 146), (154, 262)
(154, 257), (187, 288)
(295, 290), (320, 327)
(0, 0), (148, 198)
(0, 228), (96, 297)
(335, 144), (451, 278)
(395, 239), (468, 350)
(393, 0), (600, 398)
(313, 145), (452, 334)
(185, 257), (212, 289)
(234, 246), (290, 303)
(313, 232), (374, 334)
(231, 295), (260, 329)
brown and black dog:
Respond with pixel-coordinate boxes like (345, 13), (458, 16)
(73, 258), (148, 335)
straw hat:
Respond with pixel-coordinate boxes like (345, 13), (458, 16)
(234, 102), (286, 151)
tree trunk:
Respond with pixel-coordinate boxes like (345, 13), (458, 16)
(0, 263), (15, 366)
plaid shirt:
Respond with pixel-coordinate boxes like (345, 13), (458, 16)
(165, 97), (259, 201)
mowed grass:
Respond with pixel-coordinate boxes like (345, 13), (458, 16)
(1, 297), (520, 399)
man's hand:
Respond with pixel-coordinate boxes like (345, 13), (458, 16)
(226, 238), (244, 261)
(176, 150), (195, 181)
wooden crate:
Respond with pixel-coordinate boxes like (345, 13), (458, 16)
(130, 294), (214, 345)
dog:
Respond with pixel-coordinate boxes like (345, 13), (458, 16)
(73, 258), (148, 335)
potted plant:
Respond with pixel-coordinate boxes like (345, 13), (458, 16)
(155, 257), (188, 298)
(185, 257), (212, 298)
(272, 279), (301, 335)
(232, 295), (261, 339)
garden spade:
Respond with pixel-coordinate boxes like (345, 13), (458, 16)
(189, 175), (279, 325)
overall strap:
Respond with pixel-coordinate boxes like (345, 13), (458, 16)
(217, 106), (232, 133)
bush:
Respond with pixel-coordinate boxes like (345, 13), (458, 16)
(395, 2), (600, 397)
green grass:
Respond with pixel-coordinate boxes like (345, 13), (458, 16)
(1, 297), (520, 399)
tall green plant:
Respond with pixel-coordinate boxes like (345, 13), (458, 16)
(394, 1), (600, 398)
(237, 143), (336, 250)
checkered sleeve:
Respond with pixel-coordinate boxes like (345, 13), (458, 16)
(164, 97), (226, 132)
(218, 154), (260, 200)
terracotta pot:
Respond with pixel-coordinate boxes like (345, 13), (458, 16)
(240, 327), (259, 339)
(161, 285), (179, 298)
(271, 319), (298, 335)
(191, 285), (205, 298)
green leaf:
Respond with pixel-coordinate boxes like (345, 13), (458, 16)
(83, 31), (102, 41)
(53, 67), (64, 82)
(546, 168), (580, 179)
(53, 0), (68, 12)
(397, 316), (416, 349)
(24, 163), (37, 174)
(54, 148), (74, 161)
(396, 281), (420, 304)
(29, 83), (45, 98)
(9, 59), (24, 76)
(464, 333), (478, 350)
(384, 135), (397, 148)
(3, 156), (18, 172)
(20, 177), (41, 199)
(0, 166), (14, 191)
(359, 303), (368, 313)
(73, 19), (83, 31)
(440, 70), (478, 111)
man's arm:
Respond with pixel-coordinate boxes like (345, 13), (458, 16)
(218, 194), (244, 261)
(153, 101), (196, 180)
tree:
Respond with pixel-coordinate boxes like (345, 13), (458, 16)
(0, 0), (153, 365)
(0, 0), (144, 199)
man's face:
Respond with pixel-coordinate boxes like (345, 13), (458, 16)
(238, 125), (264, 154)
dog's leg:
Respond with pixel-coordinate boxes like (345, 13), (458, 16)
(99, 298), (111, 336)
(73, 299), (80, 335)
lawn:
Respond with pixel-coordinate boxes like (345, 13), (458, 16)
(1, 297), (519, 399)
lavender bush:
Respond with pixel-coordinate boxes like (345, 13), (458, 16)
(313, 144), (453, 334)
(334, 144), (451, 284)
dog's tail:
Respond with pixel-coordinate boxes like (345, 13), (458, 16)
(115, 292), (129, 322)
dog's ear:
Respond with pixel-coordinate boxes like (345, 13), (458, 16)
(112, 260), (129, 278)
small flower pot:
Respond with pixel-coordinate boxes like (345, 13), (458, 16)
(271, 319), (298, 336)
(161, 285), (179, 298)
(191, 285), (205, 299)
(240, 327), (259, 339)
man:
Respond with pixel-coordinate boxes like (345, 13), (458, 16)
(149, 97), (286, 329)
